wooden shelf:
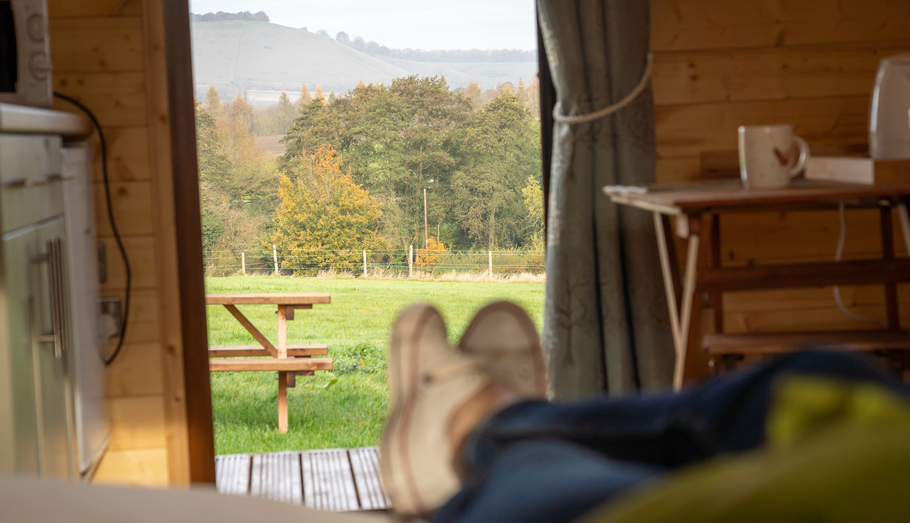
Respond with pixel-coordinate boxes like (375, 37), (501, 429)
(704, 330), (910, 356)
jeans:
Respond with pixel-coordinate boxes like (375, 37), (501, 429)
(434, 351), (909, 523)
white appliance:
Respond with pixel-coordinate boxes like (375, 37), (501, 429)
(869, 54), (910, 160)
(0, 0), (52, 108)
(0, 103), (106, 479)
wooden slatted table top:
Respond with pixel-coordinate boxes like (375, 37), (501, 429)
(604, 180), (910, 215)
(205, 293), (331, 305)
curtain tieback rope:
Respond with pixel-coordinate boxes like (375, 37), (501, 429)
(552, 53), (654, 125)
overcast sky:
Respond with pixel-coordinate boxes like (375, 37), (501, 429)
(188, 0), (537, 50)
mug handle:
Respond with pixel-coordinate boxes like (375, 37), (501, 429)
(790, 136), (810, 176)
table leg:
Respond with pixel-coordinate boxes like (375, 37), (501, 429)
(675, 228), (701, 390)
(654, 213), (683, 362)
(881, 205), (900, 329)
(277, 305), (288, 358)
(278, 371), (288, 433)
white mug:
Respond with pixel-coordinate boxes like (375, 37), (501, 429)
(738, 125), (810, 189)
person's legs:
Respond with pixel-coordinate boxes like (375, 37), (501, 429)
(464, 350), (908, 476)
(434, 441), (661, 523)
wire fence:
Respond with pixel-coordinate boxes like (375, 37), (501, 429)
(203, 246), (546, 278)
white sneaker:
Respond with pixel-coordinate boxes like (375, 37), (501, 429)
(380, 304), (487, 517)
(459, 301), (548, 398)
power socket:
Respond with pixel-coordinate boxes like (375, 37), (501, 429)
(99, 297), (122, 339)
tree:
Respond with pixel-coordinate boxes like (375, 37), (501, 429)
(463, 82), (482, 109)
(269, 146), (387, 272)
(316, 29), (329, 37)
(314, 85), (325, 100)
(228, 92), (254, 131)
(351, 36), (365, 52)
(295, 82), (312, 112)
(449, 92), (539, 248)
(204, 85), (222, 116)
(336, 31), (350, 44)
(366, 40), (381, 54)
(522, 175), (544, 248)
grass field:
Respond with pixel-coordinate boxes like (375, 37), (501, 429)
(206, 276), (544, 455)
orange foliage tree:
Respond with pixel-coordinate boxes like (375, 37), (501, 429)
(269, 146), (387, 273)
(416, 236), (448, 269)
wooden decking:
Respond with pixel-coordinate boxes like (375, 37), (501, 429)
(215, 447), (391, 512)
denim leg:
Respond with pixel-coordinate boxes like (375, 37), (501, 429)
(434, 441), (661, 523)
(467, 350), (908, 474)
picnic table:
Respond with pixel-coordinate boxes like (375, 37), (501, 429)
(206, 293), (333, 433)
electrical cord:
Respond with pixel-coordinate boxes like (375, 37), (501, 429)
(54, 92), (131, 365)
(833, 203), (884, 328)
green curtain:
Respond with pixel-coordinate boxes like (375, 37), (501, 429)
(538, 0), (674, 397)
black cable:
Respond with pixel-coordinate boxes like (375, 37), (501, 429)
(54, 92), (131, 366)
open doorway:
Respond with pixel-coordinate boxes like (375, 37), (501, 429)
(188, 1), (545, 464)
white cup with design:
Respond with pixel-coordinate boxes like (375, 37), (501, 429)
(738, 125), (810, 189)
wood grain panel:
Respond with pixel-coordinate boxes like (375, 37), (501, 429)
(656, 157), (701, 184)
(723, 285), (910, 314)
(107, 396), (167, 450)
(98, 235), (158, 291)
(93, 181), (154, 236)
(107, 343), (164, 397)
(93, 448), (168, 486)
(87, 126), (151, 182)
(719, 209), (907, 265)
(653, 41), (910, 106)
(47, 0), (141, 18)
(50, 18), (144, 73)
(724, 303), (907, 333)
(53, 72), (147, 127)
(655, 96), (870, 159)
(651, 0), (910, 52)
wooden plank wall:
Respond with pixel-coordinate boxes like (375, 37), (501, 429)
(47, 0), (189, 485)
(650, 0), (910, 335)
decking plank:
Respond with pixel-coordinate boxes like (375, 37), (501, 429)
(218, 448), (388, 511)
(349, 447), (390, 510)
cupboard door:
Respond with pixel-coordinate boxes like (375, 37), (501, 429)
(34, 218), (74, 479)
(1, 227), (40, 475)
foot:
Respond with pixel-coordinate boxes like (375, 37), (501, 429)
(459, 301), (548, 398)
(380, 305), (489, 517)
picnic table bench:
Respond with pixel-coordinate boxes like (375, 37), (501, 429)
(206, 293), (333, 433)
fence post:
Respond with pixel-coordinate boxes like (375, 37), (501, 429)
(409, 245), (413, 277)
(488, 250), (493, 277)
(363, 250), (368, 277)
(242, 252), (246, 276)
(272, 245), (279, 276)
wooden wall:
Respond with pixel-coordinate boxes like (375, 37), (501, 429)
(650, 0), (910, 337)
(47, 0), (192, 485)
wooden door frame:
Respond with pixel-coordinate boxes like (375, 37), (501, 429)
(151, 0), (216, 483)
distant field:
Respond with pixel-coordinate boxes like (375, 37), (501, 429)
(206, 276), (544, 455)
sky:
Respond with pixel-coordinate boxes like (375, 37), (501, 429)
(188, 0), (537, 50)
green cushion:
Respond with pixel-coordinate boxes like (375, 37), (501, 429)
(579, 377), (910, 523)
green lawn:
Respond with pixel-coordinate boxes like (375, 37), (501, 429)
(205, 276), (545, 455)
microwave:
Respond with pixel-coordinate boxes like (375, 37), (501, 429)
(0, 0), (52, 108)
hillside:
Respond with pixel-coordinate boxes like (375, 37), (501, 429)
(191, 20), (537, 102)
(191, 21), (410, 94)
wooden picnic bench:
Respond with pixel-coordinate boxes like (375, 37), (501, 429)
(206, 293), (333, 433)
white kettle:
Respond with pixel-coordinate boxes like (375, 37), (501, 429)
(870, 54), (910, 159)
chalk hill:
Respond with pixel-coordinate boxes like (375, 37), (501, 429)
(191, 21), (537, 98)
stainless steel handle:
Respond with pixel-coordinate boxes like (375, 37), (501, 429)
(45, 239), (68, 359)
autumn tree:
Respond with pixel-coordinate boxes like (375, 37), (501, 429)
(522, 175), (545, 249)
(295, 82), (312, 111)
(228, 92), (254, 131)
(269, 146), (387, 272)
(314, 85), (325, 100)
(205, 85), (222, 117)
(464, 82), (482, 109)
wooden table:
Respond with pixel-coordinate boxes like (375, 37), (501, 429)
(206, 293), (333, 433)
(604, 180), (910, 389)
